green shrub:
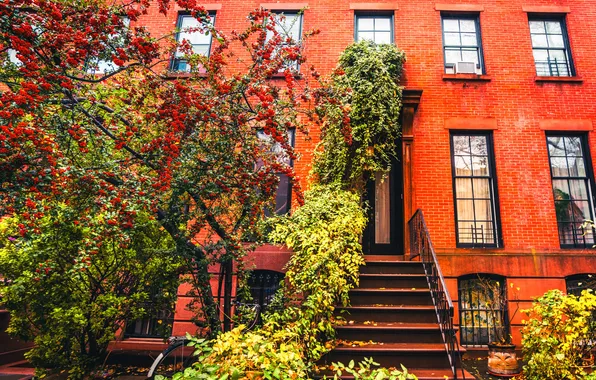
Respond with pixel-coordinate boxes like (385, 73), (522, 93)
(521, 289), (596, 379)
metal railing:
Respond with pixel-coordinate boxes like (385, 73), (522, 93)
(409, 210), (465, 379)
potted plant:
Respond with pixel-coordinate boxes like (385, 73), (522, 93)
(474, 276), (521, 377)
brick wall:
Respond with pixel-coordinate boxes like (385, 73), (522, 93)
(135, 0), (596, 345)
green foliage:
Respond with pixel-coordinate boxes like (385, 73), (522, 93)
(521, 289), (596, 379)
(0, 209), (181, 379)
(180, 185), (366, 378)
(325, 358), (417, 380)
(313, 40), (405, 190)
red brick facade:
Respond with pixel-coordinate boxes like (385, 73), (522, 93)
(135, 0), (596, 348)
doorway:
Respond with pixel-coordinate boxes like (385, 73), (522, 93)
(363, 151), (404, 254)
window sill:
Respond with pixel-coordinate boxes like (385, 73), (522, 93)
(269, 72), (303, 80)
(164, 72), (208, 79)
(443, 73), (491, 81)
(535, 76), (583, 83)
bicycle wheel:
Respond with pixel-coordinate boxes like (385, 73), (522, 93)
(147, 339), (195, 379)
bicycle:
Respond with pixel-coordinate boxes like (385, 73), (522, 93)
(146, 302), (261, 379)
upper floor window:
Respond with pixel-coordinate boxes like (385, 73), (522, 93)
(451, 132), (501, 248)
(459, 274), (509, 346)
(171, 13), (215, 72)
(355, 13), (393, 44)
(529, 18), (574, 77)
(442, 15), (484, 74)
(257, 129), (295, 216)
(546, 134), (595, 248)
(266, 12), (303, 72)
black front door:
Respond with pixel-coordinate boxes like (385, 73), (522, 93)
(363, 154), (404, 254)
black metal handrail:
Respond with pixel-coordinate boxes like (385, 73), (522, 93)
(409, 209), (465, 379)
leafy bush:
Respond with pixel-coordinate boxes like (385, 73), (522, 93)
(521, 289), (596, 379)
(313, 40), (405, 190)
(326, 358), (417, 380)
(0, 210), (181, 379)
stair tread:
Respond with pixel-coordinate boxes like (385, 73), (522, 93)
(313, 367), (467, 380)
(336, 322), (440, 330)
(350, 288), (430, 292)
(333, 342), (446, 352)
(338, 305), (435, 310)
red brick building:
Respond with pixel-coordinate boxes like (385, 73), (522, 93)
(117, 0), (596, 355)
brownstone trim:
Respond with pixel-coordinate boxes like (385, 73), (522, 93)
(535, 76), (583, 83)
(539, 119), (593, 131)
(350, 3), (399, 10)
(260, 3), (308, 10)
(434, 3), (484, 12)
(522, 5), (571, 14)
(445, 117), (498, 130)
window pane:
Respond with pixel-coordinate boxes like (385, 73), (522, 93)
(455, 156), (472, 176)
(547, 136), (565, 156)
(358, 31), (374, 41)
(552, 179), (570, 198)
(569, 180), (588, 200)
(474, 199), (492, 220)
(453, 135), (470, 155)
(375, 17), (391, 31)
(445, 49), (462, 65)
(445, 32), (461, 46)
(529, 21), (545, 34)
(472, 156), (489, 176)
(470, 136), (488, 155)
(456, 178), (473, 198)
(545, 21), (562, 34)
(565, 137), (583, 156)
(568, 157), (586, 177)
(547, 34), (564, 48)
(461, 49), (479, 64)
(358, 17), (374, 30)
(457, 200), (475, 220)
(461, 33), (478, 46)
(374, 32), (392, 44)
(443, 19), (460, 32)
(531, 34), (548, 48)
(473, 178), (490, 198)
(550, 157), (569, 177)
(460, 19), (476, 32)
(533, 49), (548, 62)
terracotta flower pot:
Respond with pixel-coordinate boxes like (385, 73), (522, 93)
(487, 343), (521, 377)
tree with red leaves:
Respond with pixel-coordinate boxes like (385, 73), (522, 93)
(0, 0), (317, 364)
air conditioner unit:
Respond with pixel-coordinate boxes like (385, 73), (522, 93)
(456, 61), (477, 74)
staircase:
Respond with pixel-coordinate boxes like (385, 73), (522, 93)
(318, 255), (468, 379)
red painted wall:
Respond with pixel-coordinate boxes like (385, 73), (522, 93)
(134, 0), (596, 347)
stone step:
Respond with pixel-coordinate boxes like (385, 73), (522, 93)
(335, 322), (443, 343)
(321, 342), (452, 369)
(314, 367), (473, 380)
(360, 261), (426, 275)
(358, 273), (428, 288)
(348, 288), (433, 306)
(336, 305), (437, 323)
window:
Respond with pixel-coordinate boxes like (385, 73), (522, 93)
(566, 274), (596, 297)
(87, 17), (130, 74)
(451, 133), (501, 247)
(257, 129), (295, 215)
(125, 306), (174, 338)
(529, 18), (574, 77)
(442, 15), (484, 74)
(266, 12), (302, 71)
(355, 13), (393, 44)
(171, 13), (215, 72)
(459, 275), (509, 346)
(547, 135), (595, 247)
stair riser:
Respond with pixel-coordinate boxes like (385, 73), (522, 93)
(348, 292), (433, 306)
(360, 264), (426, 275)
(336, 309), (438, 323)
(358, 277), (428, 288)
(322, 352), (451, 369)
(336, 329), (443, 343)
